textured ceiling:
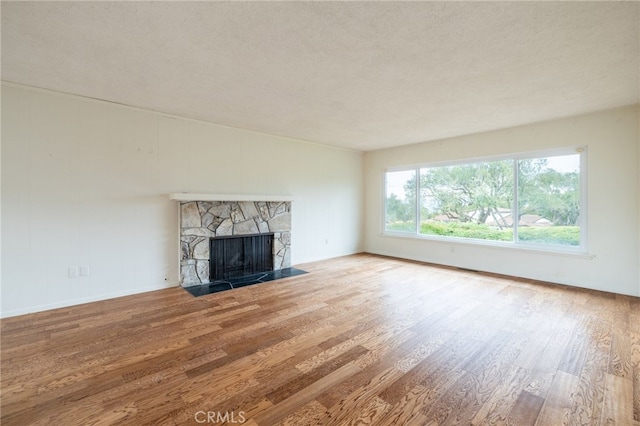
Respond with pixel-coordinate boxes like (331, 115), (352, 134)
(2, 1), (639, 151)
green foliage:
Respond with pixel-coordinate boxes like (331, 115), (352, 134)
(518, 226), (580, 246)
(385, 193), (413, 223)
(419, 222), (579, 246)
(518, 158), (580, 226)
(420, 222), (512, 241)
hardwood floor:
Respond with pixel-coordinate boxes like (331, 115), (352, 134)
(1, 253), (639, 425)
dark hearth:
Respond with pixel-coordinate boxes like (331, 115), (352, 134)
(184, 267), (308, 297)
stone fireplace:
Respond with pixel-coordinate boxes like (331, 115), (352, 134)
(178, 199), (291, 287)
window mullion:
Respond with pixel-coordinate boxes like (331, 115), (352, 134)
(415, 167), (420, 235)
(513, 159), (518, 243)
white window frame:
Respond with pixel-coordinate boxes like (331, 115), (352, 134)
(382, 147), (588, 255)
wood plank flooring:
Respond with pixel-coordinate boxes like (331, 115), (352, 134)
(1, 253), (639, 425)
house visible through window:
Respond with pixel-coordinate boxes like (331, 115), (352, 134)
(384, 149), (585, 251)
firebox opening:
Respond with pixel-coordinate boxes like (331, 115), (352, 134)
(210, 233), (274, 282)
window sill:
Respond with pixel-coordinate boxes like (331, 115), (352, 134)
(380, 231), (595, 260)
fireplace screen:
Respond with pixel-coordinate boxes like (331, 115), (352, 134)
(209, 233), (274, 281)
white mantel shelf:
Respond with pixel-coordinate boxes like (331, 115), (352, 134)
(169, 193), (296, 202)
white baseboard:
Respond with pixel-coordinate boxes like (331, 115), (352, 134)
(0, 282), (179, 319)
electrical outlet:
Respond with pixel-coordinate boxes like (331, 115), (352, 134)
(79, 266), (91, 276)
(69, 267), (79, 278)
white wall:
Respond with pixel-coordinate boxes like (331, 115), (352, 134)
(1, 84), (364, 317)
(364, 105), (640, 297)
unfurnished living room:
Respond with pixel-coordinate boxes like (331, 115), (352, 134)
(1, 2), (639, 425)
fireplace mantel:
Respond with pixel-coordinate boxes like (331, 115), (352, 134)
(169, 193), (295, 202)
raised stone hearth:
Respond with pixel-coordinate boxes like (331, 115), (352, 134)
(180, 200), (291, 287)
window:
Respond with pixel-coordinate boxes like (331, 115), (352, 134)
(384, 148), (585, 251)
(384, 169), (417, 232)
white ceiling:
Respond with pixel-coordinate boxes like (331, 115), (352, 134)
(2, 1), (639, 151)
